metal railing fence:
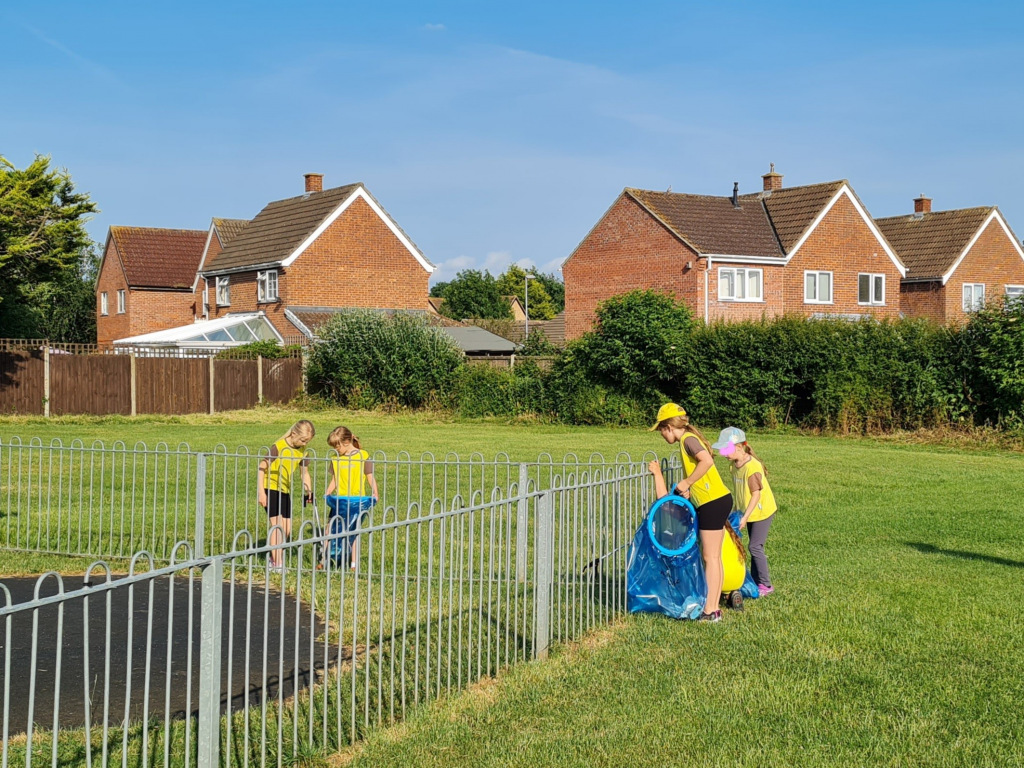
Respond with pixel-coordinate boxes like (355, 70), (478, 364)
(0, 457), (667, 768)
(0, 438), (651, 563)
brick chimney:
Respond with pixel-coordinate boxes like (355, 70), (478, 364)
(914, 194), (932, 214)
(304, 173), (324, 193)
(762, 163), (783, 192)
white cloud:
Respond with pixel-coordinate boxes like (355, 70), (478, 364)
(423, 23), (446, 31)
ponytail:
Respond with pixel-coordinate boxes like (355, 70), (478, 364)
(743, 443), (768, 477)
(659, 414), (713, 454)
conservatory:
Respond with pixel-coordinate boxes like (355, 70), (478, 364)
(112, 312), (282, 353)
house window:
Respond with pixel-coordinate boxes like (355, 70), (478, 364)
(858, 273), (885, 306)
(216, 276), (231, 306)
(804, 271), (833, 304)
(1006, 285), (1024, 304)
(962, 283), (985, 312)
(718, 267), (763, 302)
(100, 292), (108, 316)
(117, 289), (126, 314)
(257, 270), (278, 302)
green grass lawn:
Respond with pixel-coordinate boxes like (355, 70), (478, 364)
(2, 411), (1023, 767)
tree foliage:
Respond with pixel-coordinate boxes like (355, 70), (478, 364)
(436, 270), (511, 320)
(0, 154), (99, 339)
(495, 265), (557, 320)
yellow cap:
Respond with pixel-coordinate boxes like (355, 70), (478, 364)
(649, 403), (687, 431)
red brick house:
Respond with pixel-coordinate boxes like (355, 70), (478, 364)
(877, 197), (1024, 323)
(95, 227), (208, 344)
(199, 174), (435, 339)
(193, 217), (250, 319)
(563, 167), (907, 339)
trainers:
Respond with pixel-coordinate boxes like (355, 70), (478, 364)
(696, 610), (722, 622)
(758, 585), (774, 596)
(727, 591), (744, 612)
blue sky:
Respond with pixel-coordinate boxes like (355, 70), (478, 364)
(3, 1), (1023, 282)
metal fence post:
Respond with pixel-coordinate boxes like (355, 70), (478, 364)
(197, 557), (223, 768)
(195, 453), (207, 559)
(516, 463), (529, 583)
(534, 490), (554, 660)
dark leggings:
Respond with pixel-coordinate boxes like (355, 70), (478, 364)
(747, 515), (774, 587)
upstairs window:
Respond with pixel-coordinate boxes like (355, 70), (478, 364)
(858, 273), (885, 306)
(718, 267), (763, 302)
(117, 289), (126, 314)
(257, 270), (279, 302)
(962, 283), (985, 312)
(216, 276), (231, 306)
(1006, 285), (1023, 304)
(804, 271), (833, 304)
(100, 292), (108, 316)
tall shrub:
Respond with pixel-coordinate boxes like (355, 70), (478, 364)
(306, 311), (464, 408)
(954, 296), (1024, 427)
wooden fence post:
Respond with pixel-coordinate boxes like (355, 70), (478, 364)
(209, 356), (215, 415)
(257, 355), (263, 404)
(43, 343), (50, 418)
(130, 354), (137, 416)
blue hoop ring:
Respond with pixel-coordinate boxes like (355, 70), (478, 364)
(646, 494), (699, 557)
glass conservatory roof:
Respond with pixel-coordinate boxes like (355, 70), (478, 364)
(113, 313), (282, 347)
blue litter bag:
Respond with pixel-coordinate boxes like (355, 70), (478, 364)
(626, 495), (706, 620)
(324, 496), (376, 566)
(728, 511), (760, 600)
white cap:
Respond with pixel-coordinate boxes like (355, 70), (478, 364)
(711, 426), (746, 450)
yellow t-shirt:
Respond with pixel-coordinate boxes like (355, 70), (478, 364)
(731, 456), (777, 523)
(264, 438), (307, 494)
(330, 449), (372, 497)
(679, 434), (731, 507)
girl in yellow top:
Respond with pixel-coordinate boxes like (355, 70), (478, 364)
(258, 420), (315, 570)
(325, 426), (379, 569)
(649, 403), (733, 622)
(713, 426), (777, 596)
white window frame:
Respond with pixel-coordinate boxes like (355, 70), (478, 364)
(717, 267), (764, 302)
(117, 289), (126, 314)
(962, 283), (985, 312)
(100, 292), (108, 316)
(257, 270), (279, 303)
(804, 271), (833, 304)
(1005, 285), (1024, 301)
(858, 273), (886, 306)
(216, 276), (231, 306)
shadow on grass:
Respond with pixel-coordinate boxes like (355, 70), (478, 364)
(905, 541), (1024, 569)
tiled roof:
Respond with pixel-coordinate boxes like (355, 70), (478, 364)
(204, 184), (361, 273)
(761, 181), (846, 252)
(626, 189), (783, 258)
(211, 218), (249, 246)
(108, 226), (207, 289)
(876, 208), (994, 280)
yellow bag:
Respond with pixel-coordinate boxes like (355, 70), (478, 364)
(721, 526), (747, 592)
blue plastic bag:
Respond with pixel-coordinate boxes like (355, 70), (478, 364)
(626, 495), (706, 620)
(324, 495), (376, 566)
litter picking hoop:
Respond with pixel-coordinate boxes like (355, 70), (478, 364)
(646, 494), (699, 557)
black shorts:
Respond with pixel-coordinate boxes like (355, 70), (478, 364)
(266, 489), (293, 520)
(695, 493), (732, 531)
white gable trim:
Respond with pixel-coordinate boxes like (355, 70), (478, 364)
(786, 185), (907, 277)
(284, 308), (315, 340)
(280, 186), (435, 273)
(192, 223), (218, 292)
(941, 209), (1024, 285)
(703, 253), (787, 265)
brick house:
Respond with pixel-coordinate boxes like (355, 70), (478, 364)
(562, 167), (907, 339)
(95, 227), (208, 344)
(877, 197), (1024, 323)
(199, 174), (435, 339)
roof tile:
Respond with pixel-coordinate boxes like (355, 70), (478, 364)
(876, 208), (994, 280)
(109, 227), (207, 289)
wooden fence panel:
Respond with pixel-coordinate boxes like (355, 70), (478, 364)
(214, 359), (258, 412)
(0, 350), (45, 415)
(51, 355), (131, 416)
(262, 358), (302, 404)
(137, 358), (209, 414)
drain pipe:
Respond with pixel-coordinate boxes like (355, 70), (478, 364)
(704, 255), (712, 322)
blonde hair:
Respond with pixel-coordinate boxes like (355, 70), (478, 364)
(658, 414), (713, 454)
(281, 420), (315, 447)
(739, 442), (768, 477)
(328, 425), (361, 452)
